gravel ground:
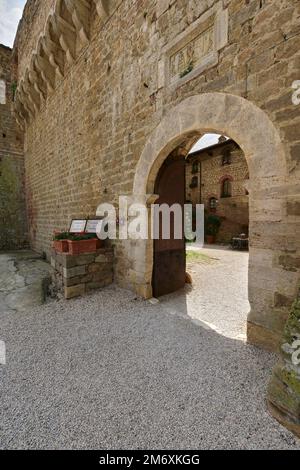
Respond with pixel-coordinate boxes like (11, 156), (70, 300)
(176, 245), (250, 340)
(0, 249), (299, 449)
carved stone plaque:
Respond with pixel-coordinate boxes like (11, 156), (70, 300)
(169, 27), (214, 80)
(162, 1), (228, 88)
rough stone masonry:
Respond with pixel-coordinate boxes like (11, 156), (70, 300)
(50, 248), (114, 299)
(0, 44), (27, 250)
(7, 0), (300, 436)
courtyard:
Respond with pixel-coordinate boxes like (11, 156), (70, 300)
(0, 247), (299, 449)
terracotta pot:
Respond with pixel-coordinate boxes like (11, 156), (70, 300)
(96, 239), (104, 249)
(206, 235), (215, 244)
(54, 240), (69, 253)
(67, 238), (98, 255)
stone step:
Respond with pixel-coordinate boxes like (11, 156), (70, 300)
(0, 251), (51, 314)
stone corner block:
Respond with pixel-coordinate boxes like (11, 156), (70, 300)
(88, 263), (101, 273)
(72, 253), (96, 266)
(63, 265), (86, 279)
(135, 282), (152, 300)
(64, 284), (85, 299)
(247, 320), (280, 353)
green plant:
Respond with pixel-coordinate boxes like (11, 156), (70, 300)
(53, 232), (98, 241)
(186, 251), (214, 263)
(180, 62), (194, 78)
(53, 232), (71, 241)
(70, 233), (97, 241)
(205, 214), (221, 237)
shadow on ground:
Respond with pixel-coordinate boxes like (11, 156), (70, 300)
(0, 285), (299, 450)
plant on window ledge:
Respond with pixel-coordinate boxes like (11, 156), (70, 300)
(180, 61), (194, 79)
(189, 176), (198, 189)
(222, 149), (231, 166)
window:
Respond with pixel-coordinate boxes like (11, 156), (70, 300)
(0, 80), (6, 105)
(190, 176), (198, 189)
(222, 149), (231, 165)
(209, 197), (218, 211)
(192, 161), (199, 174)
(245, 173), (249, 195)
(221, 178), (232, 198)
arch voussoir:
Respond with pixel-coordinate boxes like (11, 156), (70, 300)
(130, 92), (293, 352)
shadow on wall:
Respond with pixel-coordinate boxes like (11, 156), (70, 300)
(0, 155), (28, 250)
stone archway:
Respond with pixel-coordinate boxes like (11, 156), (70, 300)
(130, 92), (296, 351)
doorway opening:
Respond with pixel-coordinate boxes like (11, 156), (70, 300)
(152, 132), (250, 339)
(132, 92), (288, 350)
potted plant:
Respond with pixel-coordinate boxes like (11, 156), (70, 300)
(53, 232), (70, 253)
(67, 233), (99, 255)
(90, 233), (104, 249)
(205, 214), (221, 244)
(53, 231), (104, 255)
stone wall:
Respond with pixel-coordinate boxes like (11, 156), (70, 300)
(12, 0), (300, 353)
(186, 139), (249, 242)
(268, 288), (300, 438)
(0, 44), (27, 250)
(51, 247), (114, 299)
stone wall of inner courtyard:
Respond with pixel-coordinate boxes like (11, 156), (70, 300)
(0, 44), (27, 250)
(13, 0), (300, 355)
(186, 139), (249, 243)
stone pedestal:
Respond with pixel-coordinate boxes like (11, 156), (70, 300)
(51, 248), (114, 299)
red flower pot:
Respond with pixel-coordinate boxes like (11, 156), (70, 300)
(54, 240), (69, 253)
(67, 238), (98, 255)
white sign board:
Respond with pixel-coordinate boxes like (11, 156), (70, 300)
(69, 219), (87, 233)
(85, 219), (104, 234)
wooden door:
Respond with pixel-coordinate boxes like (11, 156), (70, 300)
(152, 154), (186, 297)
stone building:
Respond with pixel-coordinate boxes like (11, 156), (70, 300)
(186, 137), (249, 243)
(8, 0), (300, 433)
(0, 44), (27, 250)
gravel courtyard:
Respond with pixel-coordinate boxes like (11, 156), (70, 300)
(0, 247), (299, 450)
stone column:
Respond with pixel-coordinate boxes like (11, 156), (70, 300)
(125, 193), (158, 299)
